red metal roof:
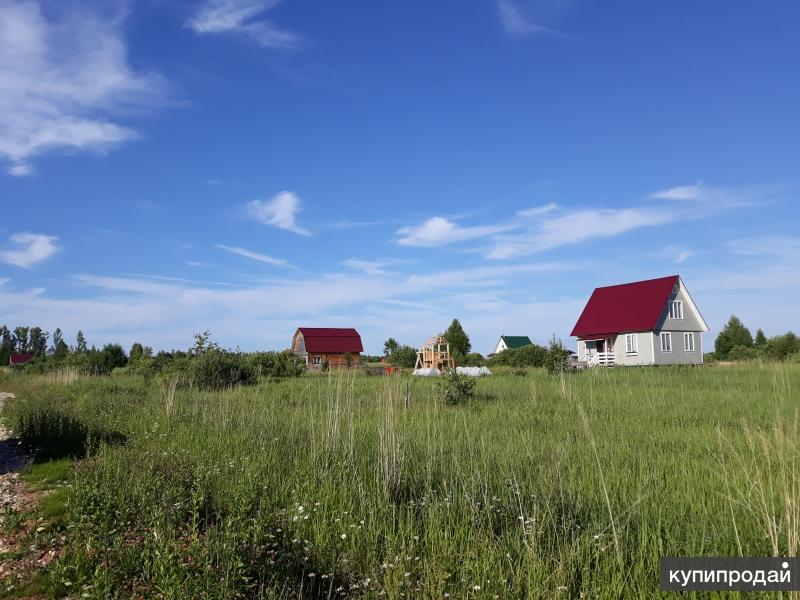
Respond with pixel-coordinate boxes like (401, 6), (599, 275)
(297, 328), (364, 353)
(571, 275), (679, 338)
(10, 352), (34, 365)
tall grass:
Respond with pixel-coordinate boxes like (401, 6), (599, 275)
(2, 363), (799, 598)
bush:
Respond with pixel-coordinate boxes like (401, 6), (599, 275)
(544, 336), (571, 375)
(247, 351), (306, 378)
(460, 352), (486, 366)
(488, 344), (547, 368)
(388, 346), (417, 368)
(727, 344), (759, 361)
(439, 369), (477, 406)
(191, 350), (256, 390)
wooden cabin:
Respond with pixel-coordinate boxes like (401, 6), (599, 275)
(291, 328), (363, 371)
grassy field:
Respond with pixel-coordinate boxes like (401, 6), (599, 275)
(1, 364), (799, 598)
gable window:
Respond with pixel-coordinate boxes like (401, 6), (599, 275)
(660, 332), (672, 352)
(684, 332), (695, 352)
(669, 300), (683, 319)
(625, 333), (638, 354)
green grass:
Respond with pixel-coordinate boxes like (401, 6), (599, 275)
(2, 364), (799, 598)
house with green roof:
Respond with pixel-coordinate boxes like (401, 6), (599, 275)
(493, 335), (533, 354)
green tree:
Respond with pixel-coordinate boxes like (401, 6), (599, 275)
(544, 335), (571, 374)
(443, 319), (471, 359)
(76, 330), (88, 353)
(714, 316), (753, 360)
(14, 326), (29, 352)
(130, 343), (145, 361)
(29, 327), (49, 357)
(0, 325), (11, 365)
(383, 338), (399, 356)
(754, 328), (767, 347)
(388, 345), (417, 368)
(100, 344), (128, 372)
(764, 332), (799, 360)
(52, 328), (69, 357)
(192, 330), (218, 355)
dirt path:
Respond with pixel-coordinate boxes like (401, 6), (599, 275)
(0, 391), (45, 592)
(0, 392), (31, 520)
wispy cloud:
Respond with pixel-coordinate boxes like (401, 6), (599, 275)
(517, 203), (558, 217)
(342, 259), (391, 275)
(0, 0), (168, 175)
(496, 0), (572, 39)
(489, 207), (677, 259)
(188, 0), (300, 49)
(726, 235), (800, 257)
(397, 217), (514, 247)
(245, 191), (311, 236)
(0, 277), (9, 286)
(674, 249), (693, 264)
(651, 182), (705, 201)
(216, 244), (290, 266)
(0, 232), (59, 268)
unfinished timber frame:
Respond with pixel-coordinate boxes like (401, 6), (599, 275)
(415, 335), (455, 370)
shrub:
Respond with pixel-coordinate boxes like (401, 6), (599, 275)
(388, 346), (417, 368)
(544, 336), (571, 375)
(727, 344), (759, 361)
(460, 352), (487, 366)
(247, 351), (306, 378)
(439, 369), (477, 406)
(191, 350), (256, 390)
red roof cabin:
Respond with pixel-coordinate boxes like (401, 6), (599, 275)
(571, 275), (708, 367)
(9, 352), (34, 366)
(291, 328), (363, 371)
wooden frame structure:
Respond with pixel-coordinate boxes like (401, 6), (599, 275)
(414, 335), (455, 370)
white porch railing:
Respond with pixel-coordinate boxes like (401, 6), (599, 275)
(587, 351), (616, 367)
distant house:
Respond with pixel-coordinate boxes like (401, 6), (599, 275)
(571, 275), (709, 367)
(291, 328), (363, 371)
(9, 352), (34, 366)
(493, 335), (533, 354)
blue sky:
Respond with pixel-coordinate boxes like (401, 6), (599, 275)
(1, 0), (799, 355)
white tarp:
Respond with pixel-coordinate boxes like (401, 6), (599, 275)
(412, 368), (441, 377)
(455, 366), (492, 377)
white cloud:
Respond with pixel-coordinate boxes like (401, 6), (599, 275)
(0, 259), (580, 352)
(0, 232), (59, 268)
(216, 244), (289, 266)
(0, 277), (9, 285)
(489, 207), (677, 259)
(496, 0), (572, 39)
(0, 0), (167, 175)
(343, 259), (390, 275)
(188, 0), (300, 48)
(396, 217), (513, 247)
(245, 191), (311, 236)
(726, 235), (800, 257)
(674, 249), (693, 264)
(517, 203), (558, 217)
(651, 182), (705, 201)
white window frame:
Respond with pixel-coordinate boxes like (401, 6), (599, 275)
(660, 332), (672, 352)
(311, 356), (323, 365)
(669, 300), (683, 320)
(625, 333), (638, 354)
(684, 332), (695, 352)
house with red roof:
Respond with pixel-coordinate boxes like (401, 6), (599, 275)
(291, 328), (363, 371)
(571, 275), (708, 367)
(9, 352), (34, 366)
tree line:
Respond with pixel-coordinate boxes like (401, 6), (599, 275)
(712, 316), (799, 361)
(382, 318), (571, 373)
(1, 326), (307, 388)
